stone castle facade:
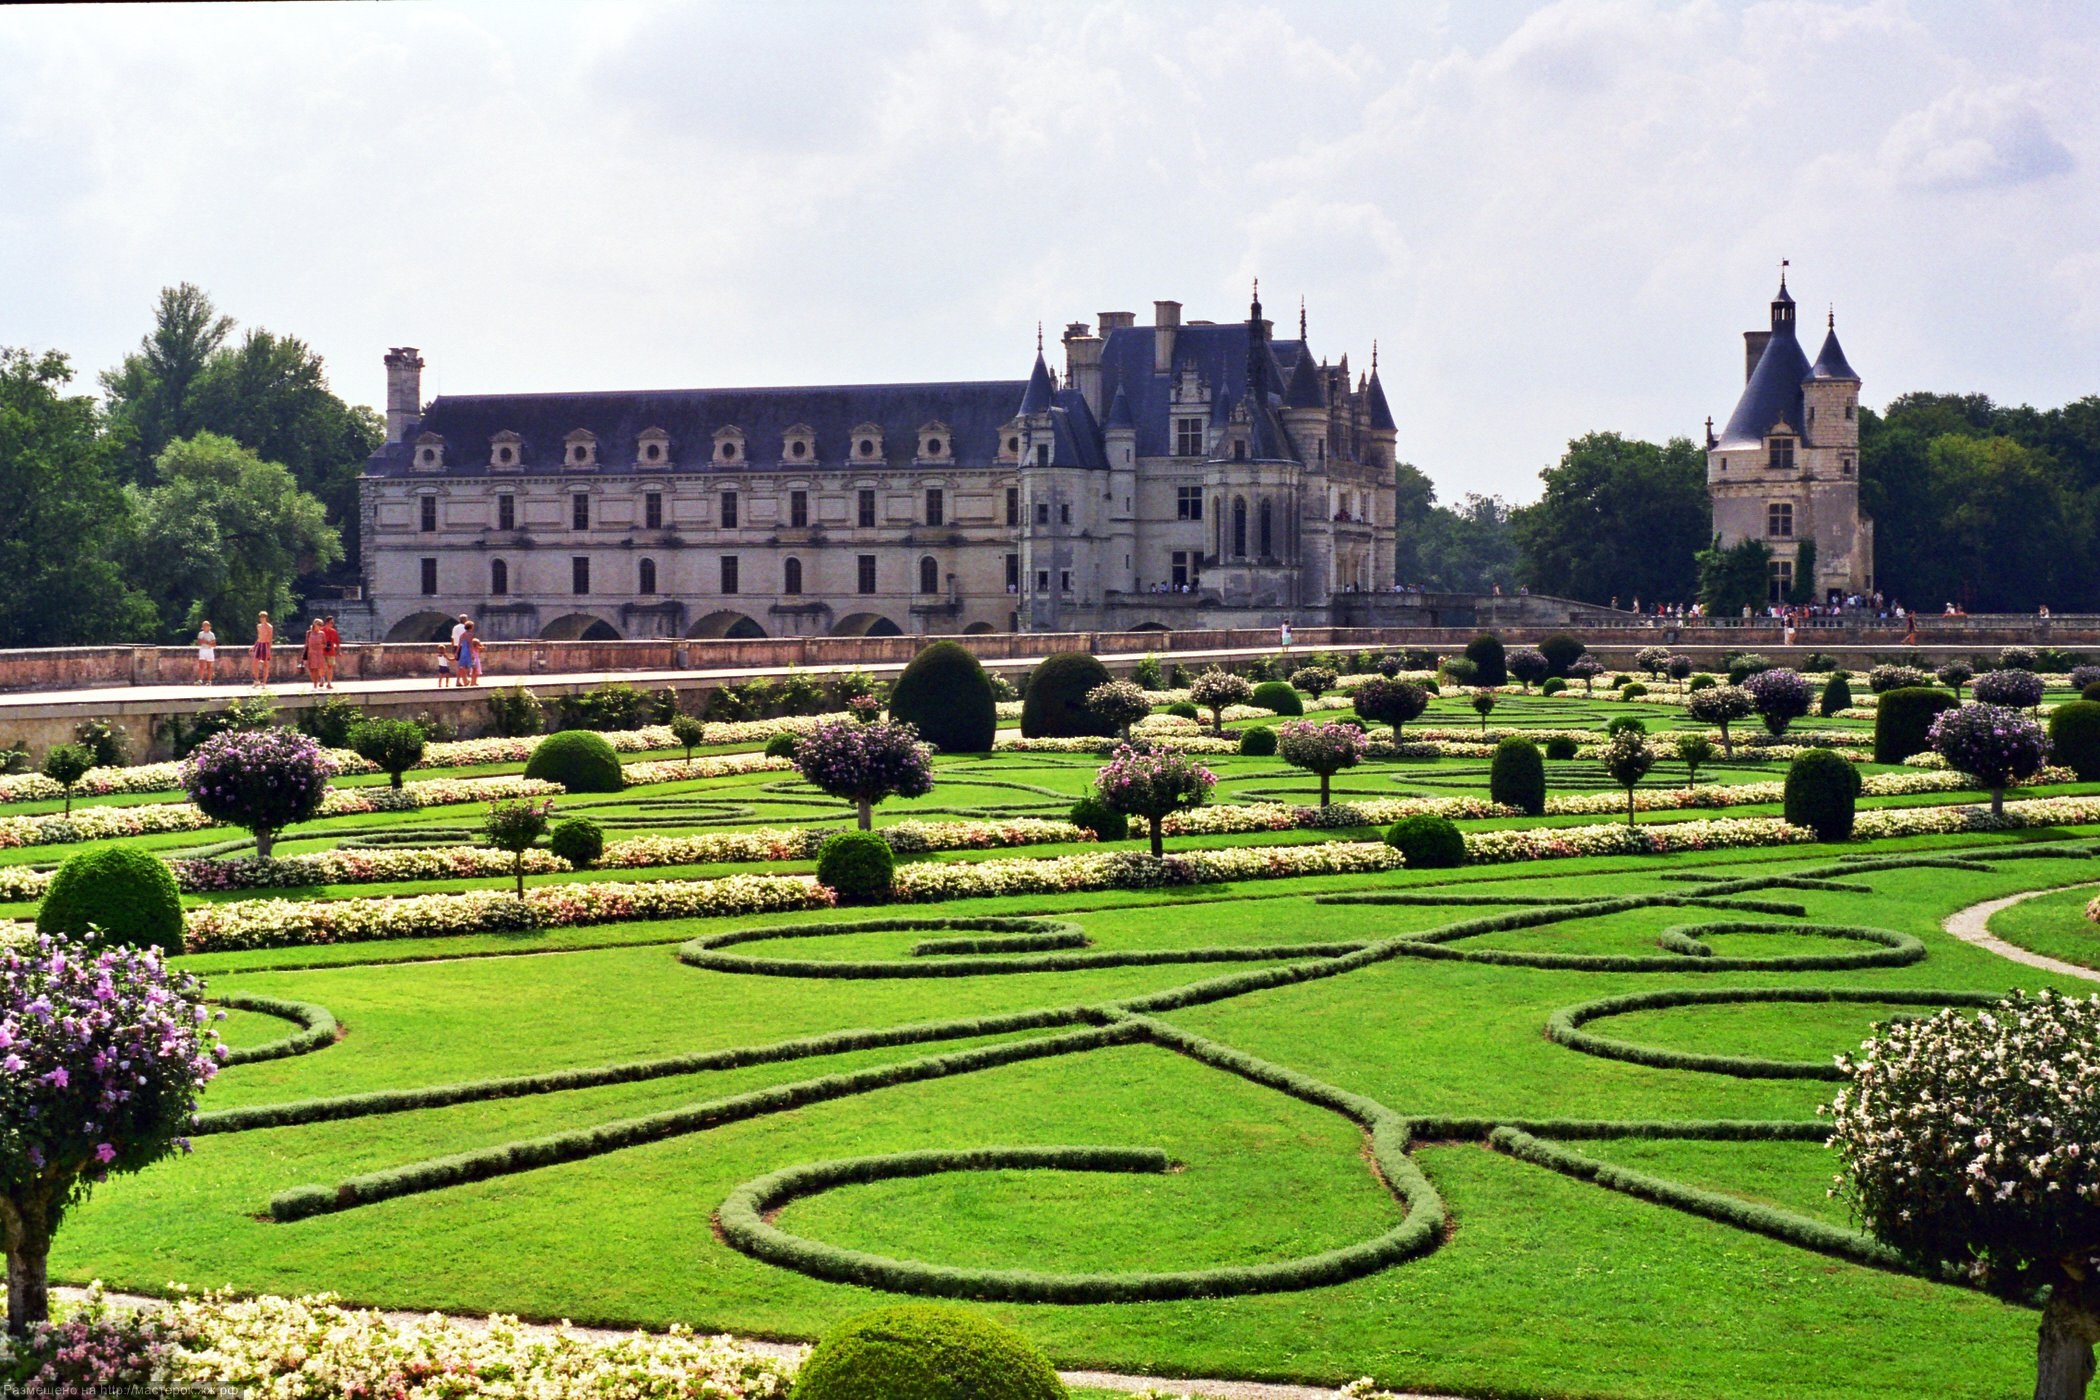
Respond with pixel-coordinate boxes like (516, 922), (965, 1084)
(1706, 274), (1874, 602)
(354, 292), (1398, 643)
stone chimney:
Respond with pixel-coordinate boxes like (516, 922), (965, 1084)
(1097, 310), (1136, 333)
(1062, 321), (1104, 417)
(1152, 300), (1181, 375)
(384, 347), (425, 444)
(1743, 330), (1771, 384)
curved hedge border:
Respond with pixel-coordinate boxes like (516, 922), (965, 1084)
(214, 995), (341, 1066)
(1545, 985), (2003, 1079)
(910, 932), (1091, 956)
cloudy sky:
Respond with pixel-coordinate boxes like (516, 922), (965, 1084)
(4, 0), (2094, 504)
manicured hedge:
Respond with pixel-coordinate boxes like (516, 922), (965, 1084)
(36, 844), (184, 954)
(1019, 653), (1114, 738)
(793, 1304), (1065, 1400)
(1239, 726), (1278, 756)
(909, 932), (1090, 956)
(1250, 680), (1303, 716)
(817, 830), (895, 904)
(522, 730), (625, 792)
(214, 994), (340, 1065)
(889, 641), (998, 754)
(1872, 686), (1957, 764)
(1489, 737), (1546, 816)
(2049, 700), (2100, 782)
(1783, 748), (1861, 840)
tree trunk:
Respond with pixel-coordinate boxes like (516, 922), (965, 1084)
(1319, 772), (1331, 807)
(1993, 787), (2006, 818)
(1210, 709), (1223, 736)
(2, 1195), (52, 1335)
(390, 770), (404, 789)
(857, 798), (873, 831)
(2036, 1279), (2100, 1400)
(255, 827), (275, 859)
(62, 789), (71, 817)
(514, 853), (525, 897)
(1627, 788), (1637, 826)
(1719, 723), (1734, 758)
(1148, 815), (1164, 859)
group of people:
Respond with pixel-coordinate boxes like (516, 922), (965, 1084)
(437, 613), (485, 687)
(193, 612), (342, 689)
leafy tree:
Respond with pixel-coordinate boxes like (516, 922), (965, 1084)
(1093, 744), (1216, 857)
(484, 797), (553, 896)
(1695, 535), (1772, 617)
(1673, 733), (1714, 788)
(1687, 684), (1756, 757)
(1352, 678), (1428, 741)
(38, 744), (93, 817)
(793, 719), (935, 830)
(180, 728), (333, 857)
(1511, 433), (1708, 605)
(1599, 728), (1656, 826)
(1392, 463), (1519, 590)
(0, 349), (158, 646)
(1274, 720), (1368, 807)
(1189, 669), (1253, 735)
(669, 713), (706, 763)
(125, 432), (342, 636)
(1787, 538), (1818, 605)
(1084, 680), (1153, 742)
(99, 282), (234, 483)
(347, 718), (427, 789)
(1931, 703), (2047, 816)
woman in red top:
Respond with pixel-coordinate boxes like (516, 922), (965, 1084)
(302, 620), (328, 693)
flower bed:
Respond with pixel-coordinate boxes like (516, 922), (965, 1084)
(1851, 793), (2100, 840)
(0, 802), (216, 850)
(1465, 816), (1818, 863)
(994, 734), (1240, 754)
(617, 754), (795, 786)
(890, 840), (1405, 901)
(598, 818), (1089, 868)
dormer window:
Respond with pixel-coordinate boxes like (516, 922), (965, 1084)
(916, 421), (952, 463)
(413, 432), (445, 471)
(852, 422), (883, 461)
(564, 430), (598, 469)
(489, 430), (523, 471)
(1768, 436), (1796, 472)
(636, 427), (671, 468)
(781, 424), (815, 463)
(712, 426), (745, 466)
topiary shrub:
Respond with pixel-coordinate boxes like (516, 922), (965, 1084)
(1238, 725), (1278, 756)
(549, 817), (604, 868)
(1783, 748), (1862, 841)
(1873, 687), (1959, 765)
(1166, 701), (1199, 720)
(2070, 666), (2100, 694)
(1727, 653), (1773, 686)
(1544, 736), (1578, 760)
(1687, 674), (1716, 693)
(1539, 633), (1585, 677)
(1932, 702), (2049, 816)
(816, 830), (896, 905)
(1084, 680), (1153, 741)
(1868, 664), (1934, 694)
(1603, 715), (1648, 738)
(1998, 644), (2040, 671)
(2085, 682), (2100, 705)
(765, 731), (799, 760)
(1188, 668), (1255, 734)
(1936, 661), (1974, 692)
(1464, 634), (1507, 686)
(2051, 700), (2100, 782)
(1489, 737), (1546, 816)
(669, 713), (705, 761)
(1505, 648), (1549, 692)
(522, 729), (626, 793)
(1541, 677), (1567, 696)
(347, 718), (427, 789)
(1818, 672), (1853, 717)
(36, 846), (184, 954)
(1744, 667), (1813, 737)
(792, 1304), (1066, 1400)
(1385, 813), (1465, 869)
(889, 641), (998, 754)
(39, 743), (92, 816)
(1289, 666), (1337, 700)
(1019, 653), (1115, 738)
(181, 727), (333, 858)
(1068, 794), (1128, 842)
(1973, 669), (2046, 710)
(1619, 682), (1648, 699)
(1249, 680), (1303, 716)
(1353, 679), (1428, 742)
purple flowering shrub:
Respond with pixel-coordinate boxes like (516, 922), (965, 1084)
(1351, 679), (1429, 739)
(0, 1286), (174, 1387)
(1930, 702), (2049, 815)
(0, 932), (221, 1331)
(1743, 667), (1813, 736)
(1505, 648), (1549, 692)
(1275, 720), (1369, 807)
(1084, 680), (1154, 741)
(1686, 683), (1756, 755)
(1188, 669), (1253, 734)
(181, 727), (334, 858)
(1093, 743), (1216, 856)
(1971, 669), (2047, 710)
(793, 719), (935, 829)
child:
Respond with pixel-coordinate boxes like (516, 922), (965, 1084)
(435, 640), (453, 687)
(194, 621), (217, 685)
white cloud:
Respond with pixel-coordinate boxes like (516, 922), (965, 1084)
(1881, 84), (2074, 190)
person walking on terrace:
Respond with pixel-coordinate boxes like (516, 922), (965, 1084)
(302, 619), (328, 692)
(194, 620), (217, 685)
(320, 614), (341, 688)
(250, 611), (274, 686)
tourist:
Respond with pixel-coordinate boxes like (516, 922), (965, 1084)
(251, 611), (273, 686)
(194, 620), (217, 684)
(435, 639), (453, 687)
(451, 614), (470, 652)
(320, 615), (341, 688)
(458, 621), (480, 686)
(1280, 621), (1293, 648)
(302, 619), (328, 692)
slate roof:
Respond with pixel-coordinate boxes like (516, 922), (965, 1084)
(1364, 370), (1397, 431)
(1808, 320), (1859, 382)
(1284, 350), (1327, 409)
(1716, 284), (1812, 450)
(1095, 321), (1310, 459)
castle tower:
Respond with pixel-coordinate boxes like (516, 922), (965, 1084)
(383, 347), (424, 444)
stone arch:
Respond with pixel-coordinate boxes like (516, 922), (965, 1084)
(385, 610), (458, 644)
(688, 611), (768, 640)
(963, 621), (997, 635)
(541, 612), (622, 641)
(831, 612), (902, 637)
(1128, 621), (1171, 633)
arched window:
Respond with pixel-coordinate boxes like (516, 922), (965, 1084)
(490, 559), (508, 596)
(1231, 497), (1248, 557)
(638, 558), (657, 595)
(919, 556), (939, 594)
(1258, 499), (1273, 558)
(784, 557), (803, 595)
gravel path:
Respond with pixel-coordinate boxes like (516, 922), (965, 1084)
(1941, 882), (2100, 981)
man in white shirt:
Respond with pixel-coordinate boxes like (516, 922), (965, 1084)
(451, 615), (470, 649)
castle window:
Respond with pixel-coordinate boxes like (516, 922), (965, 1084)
(1171, 551), (1191, 588)
(784, 557), (803, 595)
(925, 488), (944, 527)
(926, 437), (943, 456)
(1259, 499), (1273, 556)
(1176, 486), (1202, 520)
(489, 431), (522, 470)
(419, 495), (437, 533)
(1841, 454), (1855, 476)
(1231, 497), (1248, 557)
(789, 490), (808, 528)
(490, 559), (507, 596)
(721, 556), (739, 595)
(792, 440), (807, 458)
(857, 489), (875, 528)
(571, 493), (590, 530)
(1006, 487), (1019, 526)
(414, 434), (445, 471)
(720, 491), (739, 528)
(639, 558), (657, 595)
(564, 430), (598, 469)
(1059, 503), (1071, 524)
(919, 556), (939, 594)
(571, 557), (590, 595)
(917, 422), (951, 461)
(637, 427), (671, 468)
(1060, 569), (1074, 594)
(860, 438), (877, 457)
(1233, 439), (1246, 461)
(1006, 435), (1020, 454)
(1034, 501), (1049, 526)
(1846, 404), (1856, 420)
(1767, 502), (1794, 538)
(1768, 558), (1794, 604)
(497, 493), (515, 531)
(1768, 437), (1796, 471)
(853, 423), (883, 460)
(1005, 553), (1019, 590)
(857, 555), (877, 594)
(644, 492), (663, 530)
(1035, 569), (1050, 592)
(1035, 444), (1050, 466)
(1175, 418), (1204, 457)
(419, 557), (437, 595)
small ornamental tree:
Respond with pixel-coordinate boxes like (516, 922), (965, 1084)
(1289, 666), (1337, 700)
(483, 797), (552, 896)
(1505, 648), (1548, 692)
(1275, 720), (1368, 807)
(1936, 660), (1974, 691)
(346, 718), (426, 789)
(1465, 634), (1507, 686)
(1567, 657), (1604, 694)
(1744, 667), (1813, 737)
(1470, 688), (1499, 733)
(1489, 736), (1546, 816)
(1084, 680), (1153, 742)
(1999, 644), (2041, 671)
(181, 727), (333, 858)
(1093, 743), (1215, 857)
(1818, 672), (1853, 717)
(669, 713), (706, 762)
(1973, 669), (2047, 711)
(1686, 683), (1756, 757)
(37, 743), (92, 817)
(0, 931), (221, 1331)
(1665, 654), (1694, 687)
(1352, 679), (1429, 742)
(1931, 702), (2049, 816)
(888, 640), (997, 753)
(794, 718), (935, 830)
(1828, 989), (2100, 1399)
(1599, 727), (1655, 826)
(1635, 646), (1670, 678)
(1440, 655), (1479, 688)
(2049, 700), (2100, 783)
(1538, 633), (1585, 678)
(1673, 732), (1715, 788)
(1868, 664), (1933, 694)
(1783, 748), (1862, 840)
(1188, 668), (1253, 735)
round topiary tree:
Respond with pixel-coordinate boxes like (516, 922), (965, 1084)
(1931, 702), (2048, 816)
(1634, 645), (1671, 679)
(2086, 682), (2100, 705)
(522, 729), (626, 793)
(37, 742), (93, 817)
(1619, 681), (1649, 700)
(1604, 715), (1648, 738)
(1936, 660), (1974, 691)
(1505, 648), (1548, 693)
(889, 640), (998, 754)
(1249, 680), (1304, 716)
(1375, 653), (1404, 678)
(1275, 719), (1368, 807)
(669, 713), (706, 762)
(1541, 677), (1567, 696)
(1828, 988), (2100, 1399)
(1238, 725), (1278, 756)
(1998, 644), (2040, 671)
(181, 727), (334, 858)
(0, 930), (221, 1331)
(1744, 667), (1813, 737)
(2049, 700), (2100, 783)
(1093, 743), (1215, 857)
(792, 1303), (1066, 1400)
(1165, 701), (1200, 721)
(1470, 688), (1498, 733)
(35, 846), (184, 955)
(1385, 813), (1464, 868)
(795, 718), (935, 830)
(1726, 653), (1774, 686)
(1866, 664), (1931, 694)
(1599, 727), (1655, 826)
(1289, 666), (1337, 700)
(1818, 672), (1853, 718)
(1973, 669), (2047, 711)
(1068, 794), (1128, 842)
(1352, 678), (1429, 743)
(2071, 665), (2100, 694)
(1489, 736), (1546, 816)
(1544, 735), (1579, 760)
(1440, 656), (1479, 689)
(1686, 684), (1756, 757)
(484, 797), (552, 896)
(1083, 680), (1153, 742)
(1665, 655), (1694, 687)
(1538, 633), (1585, 678)
(765, 731), (798, 760)
(1673, 732), (1715, 788)
(816, 830), (896, 904)
(1464, 634), (1507, 686)
(1567, 657), (1604, 693)
(347, 717), (427, 790)
(549, 816), (604, 868)
(1783, 748), (1861, 840)
(1873, 686), (1959, 764)
(1019, 653), (1115, 739)
(1686, 673), (1716, 693)
(1188, 668), (1254, 735)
